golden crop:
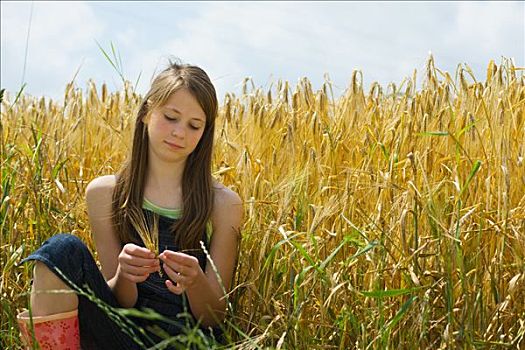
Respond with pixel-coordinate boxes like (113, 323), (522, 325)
(1, 56), (524, 349)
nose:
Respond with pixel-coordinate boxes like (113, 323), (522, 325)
(171, 124), (185, 139)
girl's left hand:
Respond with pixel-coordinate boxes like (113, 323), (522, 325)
(159, 250), (205, 294)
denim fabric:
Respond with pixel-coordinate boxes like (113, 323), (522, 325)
(21, 234), (145, 349)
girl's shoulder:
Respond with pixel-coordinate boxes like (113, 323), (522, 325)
(212, 181), (242, 208)
(210, 181), (243, 238)
(85, 175), (117, 204)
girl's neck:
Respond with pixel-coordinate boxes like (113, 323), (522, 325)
(144, 158), (185, 202)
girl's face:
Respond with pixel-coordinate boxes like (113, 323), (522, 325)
(144, 88), (206, 164)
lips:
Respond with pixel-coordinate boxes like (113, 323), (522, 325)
(164, 140), (184, 149)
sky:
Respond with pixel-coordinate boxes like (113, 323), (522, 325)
(1, 1), (524, 102)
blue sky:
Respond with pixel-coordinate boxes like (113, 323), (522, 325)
(1, 1), (524, 102)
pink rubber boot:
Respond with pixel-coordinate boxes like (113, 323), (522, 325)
(17, 309), (80, 350)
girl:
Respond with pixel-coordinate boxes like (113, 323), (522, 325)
(17, 62), (243, 349)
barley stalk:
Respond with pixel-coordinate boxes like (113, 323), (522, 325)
(127, 208), (160, 256)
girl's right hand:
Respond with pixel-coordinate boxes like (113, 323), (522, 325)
(116, 243), (160, 283)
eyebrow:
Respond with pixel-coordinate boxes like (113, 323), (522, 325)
(166, 107), (205, 122)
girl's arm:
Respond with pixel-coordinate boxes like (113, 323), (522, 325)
(85, 175), (159, 308)
(160, 185), (243, 327)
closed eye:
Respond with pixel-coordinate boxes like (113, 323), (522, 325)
(164, 113), (202, 130)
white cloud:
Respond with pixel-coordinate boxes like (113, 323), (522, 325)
(1, 2), (523, 101)
(1, 1), (105, 98)
(127, 3), (455, 96)
(454, 2), (524, 55)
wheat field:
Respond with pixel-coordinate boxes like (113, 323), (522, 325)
(1, 56), (524, 349)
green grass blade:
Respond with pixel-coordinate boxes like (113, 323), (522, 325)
(416, 131), (449, 136)
(360, 286), (425, 298)
(319, 235), (351, 270)
(459, 160), (482, 198)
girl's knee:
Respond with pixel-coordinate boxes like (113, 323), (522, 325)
(39, 234), (92, 277)
(46, 233), (89, 256)
(21, 234), (92, 293)
(48, 232), (83, 245)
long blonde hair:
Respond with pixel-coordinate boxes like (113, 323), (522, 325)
(112, 61), (218, 250)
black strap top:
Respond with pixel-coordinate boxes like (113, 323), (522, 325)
(130, 199), (211, 317)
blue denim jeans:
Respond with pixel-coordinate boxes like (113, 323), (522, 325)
(21, 233), (224, 349)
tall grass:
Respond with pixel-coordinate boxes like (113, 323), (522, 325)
(1, 56), (524, 349)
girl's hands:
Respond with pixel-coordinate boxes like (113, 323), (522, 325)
(159, 250), (205, 294)
(117, 243), (160, 283)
